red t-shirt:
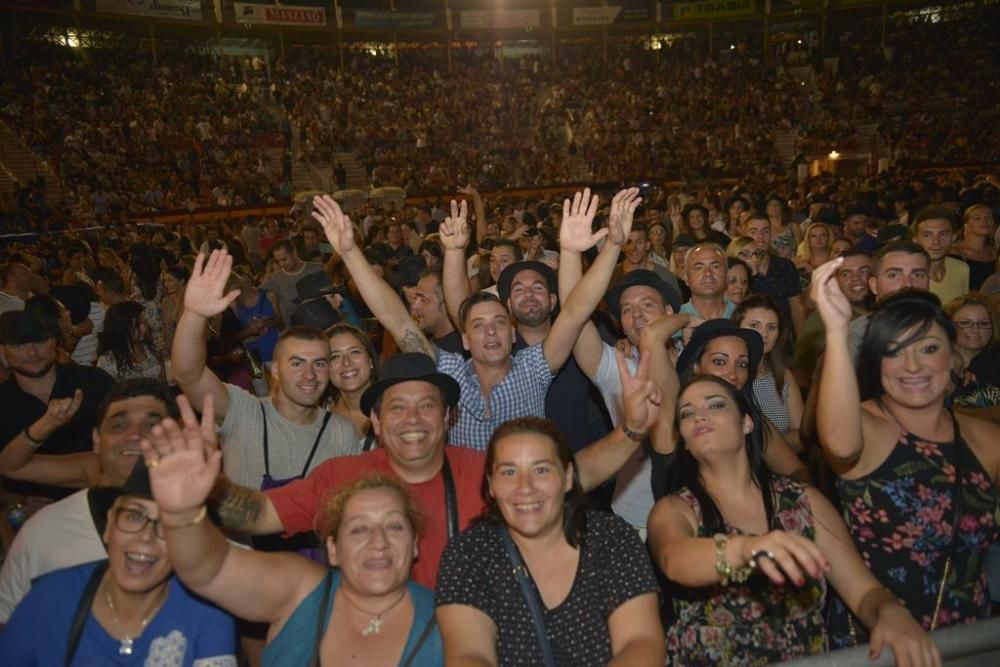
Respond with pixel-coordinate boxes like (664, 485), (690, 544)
(266, 446), (487, 589)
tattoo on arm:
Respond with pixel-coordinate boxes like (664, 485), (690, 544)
(399, 326), (435, 358)
(216, 482), (265, 531)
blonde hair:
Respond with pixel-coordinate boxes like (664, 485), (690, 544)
(795, 222), (832, 264)
(315, 473), (423, 543)
(726, 236), (756, 258)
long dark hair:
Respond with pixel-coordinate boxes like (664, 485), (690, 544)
(671, 375), (776, 535)
(98, 301), (148, 376)
(480, 417), (587, 547)
(858, 289), (955, 402)
(733, 294), (790, 396)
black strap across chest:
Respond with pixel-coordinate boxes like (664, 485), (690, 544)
(64, 561), (108, 667)
(497, 524), (557, 667)
(260, 402), (332, 479)
(441, 454), (458, 540)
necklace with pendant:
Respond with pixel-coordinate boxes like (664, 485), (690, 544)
(342, 588), (408, 637)
(104, 588), (167, 655)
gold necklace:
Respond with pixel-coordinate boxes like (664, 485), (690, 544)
(104, 587), (167, 655)
(341, 588), (408, 637)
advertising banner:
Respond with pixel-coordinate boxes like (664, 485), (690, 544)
(233, 2), (327, 27)
(353, 9), (438, 30)
(572, 4), (653, 26)
(459, 9), (541, 30)
(669, 0), (757, 22)
(95, 0), (202, 21)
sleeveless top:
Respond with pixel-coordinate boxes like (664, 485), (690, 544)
(771, 226), (796, 260)
(262, 570), (443, 667)
(830, 420), (1000, 646)
(665, 477), (827, 666)
(751, 370), (791, 432)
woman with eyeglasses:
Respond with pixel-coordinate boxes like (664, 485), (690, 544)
(727, 237), (766, 277)
(0, 464), (236, 665)
(814, 258), (1000, 646)
(945, 295), (1000, 410)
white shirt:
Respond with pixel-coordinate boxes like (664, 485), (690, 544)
(0, 490), (106, 622)
(590, 342), (655, 531)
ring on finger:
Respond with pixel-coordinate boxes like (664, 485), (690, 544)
(751, 549), (776, 564)
(145, 458), (160, 470)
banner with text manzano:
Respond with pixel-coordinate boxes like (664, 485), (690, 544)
(669, 0), (757, 22)
(233, 2), (327, 27)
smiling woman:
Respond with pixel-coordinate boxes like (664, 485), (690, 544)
(435, 417), (663, 666)
(814, 260), (1000, 648)
(0, 463), (237, 665)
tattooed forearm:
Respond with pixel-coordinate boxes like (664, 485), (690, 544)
(215, 480), (267, 532)
(399, 325), (436, 358)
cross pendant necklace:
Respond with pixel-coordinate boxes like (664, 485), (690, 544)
(104, 588), (166, 656)
(342, 587), (407, 637)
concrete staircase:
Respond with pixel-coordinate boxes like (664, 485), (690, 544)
(0, 121), (64, 207)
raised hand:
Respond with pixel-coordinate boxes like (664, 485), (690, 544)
(439, 199), (471, 251)
(559, 188), (605, 252)
(41, 389), (84, 430)
(810, 257), (853, 331)
(311, 194), (356, 255)
(141, 394), (222, 519)
(617, 348), (662, 435)
(184, 250), (240, 319)
(607, 187), (642, 247)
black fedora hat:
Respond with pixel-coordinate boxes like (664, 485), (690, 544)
(496, 260), (557, 304)
(91, 461), (220, 536)
(360, 353), (460, 417)
(290, 298), (341, 331)
(0, 310), (60, 345)
(293, 271), (337, 304)
(675, 319), (764, 382)
(606, 269), (681, 319)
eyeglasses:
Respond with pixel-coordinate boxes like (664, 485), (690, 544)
(113, 507), (165, 540)
(737, 250), (767, 259)
(954, 320), (992, 331)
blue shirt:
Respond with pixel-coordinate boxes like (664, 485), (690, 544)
(436, 342), (554, 450)
(0, 560), (236, 666)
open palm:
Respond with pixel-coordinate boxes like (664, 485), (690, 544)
(312, 194), (356, 255)
(184, 250), (241, 318)
(142, 395), (221, 516)
(559, 188), (605, 252)
(607, 188), (642, 247)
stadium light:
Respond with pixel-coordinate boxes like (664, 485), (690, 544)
(829, 150), (840, 160)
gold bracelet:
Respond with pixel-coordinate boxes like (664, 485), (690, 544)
(713, 533), (755, 586)
(160, 505), (208, 530)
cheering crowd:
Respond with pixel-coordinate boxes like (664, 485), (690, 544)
(0, 168), (997, 665)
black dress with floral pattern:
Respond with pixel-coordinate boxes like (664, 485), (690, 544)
(829, 423), (1000, 647)
(665, 477), (827, 666)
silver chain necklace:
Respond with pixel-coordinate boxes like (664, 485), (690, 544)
(104, 589), (166, 655)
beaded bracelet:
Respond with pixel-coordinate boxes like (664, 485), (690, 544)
(713, 533), (755, 586)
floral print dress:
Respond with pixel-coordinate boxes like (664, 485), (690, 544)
(829, 422), (1000, 647)
(665, 477), (827, 666)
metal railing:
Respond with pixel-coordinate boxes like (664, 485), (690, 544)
(781, 617), (1000, 666)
